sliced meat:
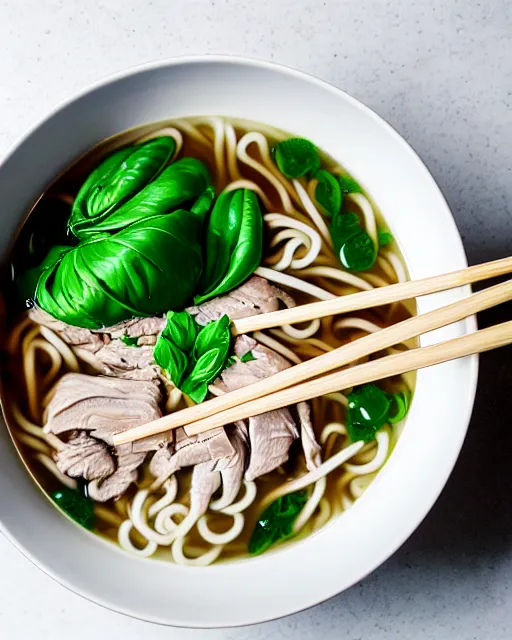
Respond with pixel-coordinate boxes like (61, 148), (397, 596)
(188, 459), (222, 521)
(29, 308), (103, 352)
(186, 276), (295, 326)
(45, 373), (165, 501)
(55, 432), (114, 481)
(44, 373), (163, 445)
(88, 450), (146, 502)
(104, 316), (166, 340)
(149, 427), (234, 484)
(187, 426), (248, 517)
(244, 409), (298, 481)
(213, 335), (322, 479)
(91, 340), (160, 380)
(29, 309), (165, 380)
(212, 335), (301, 480)
(296, 401), (321, 470)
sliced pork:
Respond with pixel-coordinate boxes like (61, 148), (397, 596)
(45, 373), (165, 500)
(186, 276), (295, 326)
(29, 308), (164, 380)
(149, 427), (234, 485)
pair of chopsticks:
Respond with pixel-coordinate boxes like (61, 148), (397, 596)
(113, 256), (512, 446)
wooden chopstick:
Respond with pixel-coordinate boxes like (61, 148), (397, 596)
(232, 256), (512, 335)
(184, 319), (512, 436)
(113, 278), (512, 446)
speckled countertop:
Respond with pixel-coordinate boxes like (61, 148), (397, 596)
(0, 1), (511, 638)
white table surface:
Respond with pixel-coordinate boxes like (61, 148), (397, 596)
(1, 1), (511, 638)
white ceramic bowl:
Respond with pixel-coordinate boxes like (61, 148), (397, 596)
(0, 56), (477, 627)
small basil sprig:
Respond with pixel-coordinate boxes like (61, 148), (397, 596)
(35, 212), (204, 329)
(378, 229), (394, 247)
(248, 490), (308, 555)
(154, 311), (232, 404)
(71, 156), (210, 239)
(194, 189), (263, 304)
(51, 488), (96, 530)
(330, 211), (377, 272)
(347, 383), (411, 443)
(70, 136), (175, 237)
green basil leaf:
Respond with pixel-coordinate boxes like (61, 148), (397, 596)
(154, 337), (188, 387)
(315, 170), (342, 217)
(71, 157), (210, 240)
(274, 138), (320, 178)
(70, 137), (175, 237)
(339, 231), (377, 271)
(378, 229), (394, 247)
(181, 348), (222, 403)
(248, 490), (307, 555)
(51, 488), (96, 530)
(120, 335), (139, 347)
(347, 384), (391, 443)
(331, 212), (377, 272)
(194, 190), (263, 304)
(16, 245), (71, 303)
(338, 174), (363, 194)
(191, 185), (216, 217)
(388, 391), (410, 424)
(193, 314), (231, 360)
(35, 211), (203, 329)
(162, 310), (198, 352)
(240, 351), (256, 363)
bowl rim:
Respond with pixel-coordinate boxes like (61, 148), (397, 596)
(0, 53), (478, 628)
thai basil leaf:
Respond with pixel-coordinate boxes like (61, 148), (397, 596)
(194, 189), (263, 304)
(16, 244), (71, 303)
(315, 170), (342, 217)
(154, 314), (232, 404)
(330, 211), (377, 272)
(154, 337), (189, 387)
(347, 384), (392, 443)
(248, 490), (308, 555)
(240, 351), (256, 363)
(51, 488), (96, 530)
(191, 185), (216, 217)
(162, 310), (198, 352)
(71, 157), (210, 239)
(70, 137), (175, 237)
(274, 138), (320, 178)
(35, 211), (203, 329)
(120, 335), (139, 347)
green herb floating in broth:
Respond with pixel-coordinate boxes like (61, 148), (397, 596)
(314, 169), (342, 217)
(51, 488), (96, 530)
(338, 173), (363, 195)
(347, 384), (411, 443)
(70, 156), (210, 239)
(248, 490), (308, 555)
(194, 189), (263, 304)
(378, 229), (394, 247)
(35, 212), (204, 329)
(154, 312), (232, 404)
(120, 335), (139, 347)
(274, 138), (320, 179)
(70, 136), (175, 237)
(330, 211), (377, 271)
(239, 351), (256, 363)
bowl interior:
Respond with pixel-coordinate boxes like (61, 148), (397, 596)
(0, 56), (477, 627)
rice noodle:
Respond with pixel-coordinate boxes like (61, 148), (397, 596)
(293, 476), (326, 533)
(347, 192), (378, 248)
(171, 536), (223, 567)
(197, 512), (245, 545)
